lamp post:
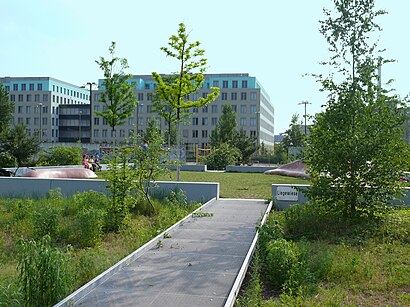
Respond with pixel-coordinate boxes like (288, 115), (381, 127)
(298, 100), (311, 135)
(82, 82), (97, 143)
(136, 102), (143, 137)
(38, 102), (43, 142)
(79, 110), (82, 143)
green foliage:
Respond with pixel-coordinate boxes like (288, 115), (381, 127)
(17, 235), (72, 307)
(210, 104), (237, 147)
(31, 204), (59, 240)
(0, 124), (41, 169)
(281, 114), (305, 161)
(0, 82), (14, 133)
(205, 143), (241, 170)
(12, 199), (34, 221)
(162, 189), (188, 208)
(95, 42), (137, 134)
(74, 207), (105, 248)
(37, 146), (82, 166)
(305, 0), (409, 216)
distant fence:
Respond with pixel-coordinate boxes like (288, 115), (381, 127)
(0, 177), (219, 203)
(272, 184), (410, 209)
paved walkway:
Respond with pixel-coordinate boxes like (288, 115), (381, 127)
(57, 199), (270, 307)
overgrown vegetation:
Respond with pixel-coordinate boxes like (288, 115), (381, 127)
(0, 189), (199, 306)
(236, 203), (410, 306)
(37, 145), (82, 166)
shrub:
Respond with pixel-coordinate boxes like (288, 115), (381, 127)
(163, 189), (188, 208)
(12, 199), (34, 221)
(205, 143), (241, 170)
(37, 146), (82, 166)
(74, 208), (105, 248)
(31, 204), (59, 239)
(17, 235), (72, 307)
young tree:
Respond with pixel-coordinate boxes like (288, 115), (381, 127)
(0, 82), (14, 133)
(152, 22), (220, 180)
(305, 0), (409, 216)
(96, 42), (137, 139)
(281, 114), (305, 161)
(0, 124), (41, 171)
(233, 128), (257, 165)
(210, 104), (237, 146)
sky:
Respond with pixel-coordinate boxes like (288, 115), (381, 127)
(1, 0), (409, 134)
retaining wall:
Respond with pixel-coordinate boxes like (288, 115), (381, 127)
(0, 177), (219, 203)
(226, 165), (276, 173)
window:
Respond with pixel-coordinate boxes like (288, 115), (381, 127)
(37, 84), (43, 91)
(211, 117), (218, 126)
(232, 80), (238, 88)
(53, 95), (55, 102)
(192, 130), (198, 138)
(183, 129), (188, 138)
(250, 104), (257, 113)
(231, 92), (237, 100)
(21, 84), (26, 91)
(26, 106), (31, 114)
(202, 92), (208, 98)
(250, 92), (257, 100)
(10, 94), (15, 102)
(18, 106), (23, 113)
(42, 94), (48, 102)
(138, 93), (144, 101)
(18, 117), (23, 124)
(222, 80), (228, 88)
(29, 84), (34, 91)
(192, 107), (198, 113)
(202, 117), (208, 126)
(147, 93), (152, 101)
(102, 118), (108, 125)
(42, 117), (47, 125)
(193, 93), (199, 100)
(231, 104), (237, 112)
(34, 118), (39, 125)
(13, 84), (18, 91)
(221, 92), (227, 100)
(202, 106), (208, 113)
(242, 80), (248, 88)
(240, 105), (247, 113)
(34, 94), (40, 102)
(102, 129), (107, 137)
(202, 130), (208, 138)
(120, 129), (125, 137)
(138, 104), (144, 114)
(128, 129), (134, 137)
(5, 86), (10, 91)
(26, 94), (31, 102)
(147, 105), (153, 113)
(250, 130), (256, 137)
(212, 105), (218, 113)
(26, 118), (31, 125)
(145, 83), (150, 90)
(192, 117), (199, 125)
(94, 130), (99, 138)
(213, 80), (219, 87)
(241, 92), (247, 100)
(52, 118), (55, 125)
(250, 118), (257, 126)
(240, 118), (247, 126)
(94, 118), (100, 125)
(128, 118), (134, 126)
(18, 94), (23, 102)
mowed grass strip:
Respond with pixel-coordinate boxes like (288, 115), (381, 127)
(159, 171), (309, 199)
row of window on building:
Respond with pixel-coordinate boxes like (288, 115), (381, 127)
(5, 83), (43, 92)
(14, 105), (60, 115)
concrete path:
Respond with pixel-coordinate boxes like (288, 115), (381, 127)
(57, 199), (270, 307)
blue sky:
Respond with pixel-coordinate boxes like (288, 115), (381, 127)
(1, 0), (408, 133)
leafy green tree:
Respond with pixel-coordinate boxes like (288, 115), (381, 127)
(0, 82), (13, 133)
(234, 128), (257, 165)
(95, 42), (137, 138)
(0, 124), (41, 170)
(210, 104), (237, 146)
(305, 0), (409, 216)
(152, 22), (220, 179)
(37, 146), (82, 166)
(281, 114), (305, 161)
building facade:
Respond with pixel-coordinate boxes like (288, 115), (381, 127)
(0, 77), (90, 143)
(2, 73), (274, 152)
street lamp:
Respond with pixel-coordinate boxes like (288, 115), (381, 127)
(79, 110), (83, 143)
(298, 100), (311, 135)
(82, 82), (97, 143)
(38, 102), (43, 142)
(136, 102), (143, 137)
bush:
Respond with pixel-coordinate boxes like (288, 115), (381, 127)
(74, 208), (105, 248)
(37, 146), (82, 166)
(31, 204), (59, 239)
(205, 143), (241, 170)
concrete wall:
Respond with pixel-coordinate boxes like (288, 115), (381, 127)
(272, 184), (410, 210)
(169, 164), (207, 172)
(0, 177), (219, 203)
(226, 165), (276, 173)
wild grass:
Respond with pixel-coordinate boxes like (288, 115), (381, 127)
(236, 203), (410, 306)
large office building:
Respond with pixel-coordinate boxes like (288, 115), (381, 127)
(1, 73), (275, 152)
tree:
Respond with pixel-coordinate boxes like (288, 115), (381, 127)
(210, 104), (237, 146)
(305, 0), (409, 216)
(37, 146), (82, 166)
(205, 143), (241, 170)
(95, 42), (137, 138)
(0, 82), (14, 133)
(233, 128), (257, 165)
(0, 124), (41, 171)
(281, 114), (305, 161)
(152, 22), (220, 180)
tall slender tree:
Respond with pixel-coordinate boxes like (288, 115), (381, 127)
(305, 0), (409, 215)
(152, 22), (219, 180)
(96, 42), (137, 139)
(0, 82), (13, 133)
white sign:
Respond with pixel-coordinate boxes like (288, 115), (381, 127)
(276, 186), (299, 201)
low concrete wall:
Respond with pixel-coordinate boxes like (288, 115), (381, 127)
(169, 164), (207, 172)
(272, 184), (410, 210)
(226, 165), (276, 173)
(0, 177), (219, 203)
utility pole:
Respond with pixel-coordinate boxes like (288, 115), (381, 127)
(298, 100), (311, 135)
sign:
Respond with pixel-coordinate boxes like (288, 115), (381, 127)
(276, 186), (299, 201)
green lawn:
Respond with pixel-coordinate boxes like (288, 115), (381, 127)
(160, 171), (308, 199)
